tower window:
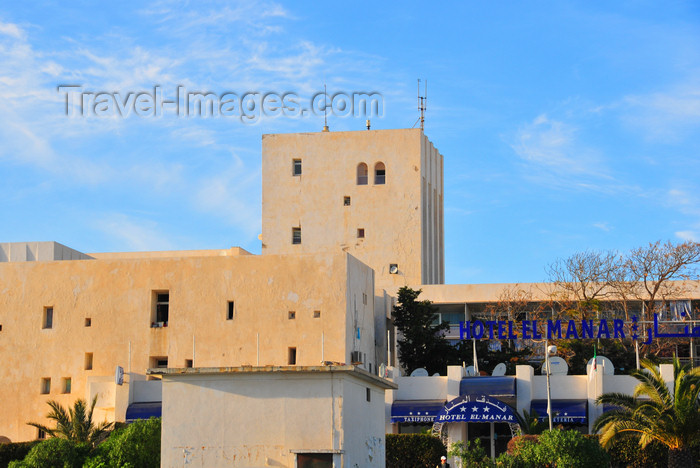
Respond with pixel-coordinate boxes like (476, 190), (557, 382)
(62, 378), (72, 394)
(288, 311), (296, 319)
(85, 353), (93, 370)
(227, 301), (235, 320)
(40, 378), (51, 394)
(43, 307), (53, 329)
(313, 310), (321, 318)
(85, 318), (91, 327)
(344, 196), (351, 206)
(374, 162), (386, 185)
(292, 227), (301, 245)
(357, 163), (368, 185)
(357, 228), (365, 238)
(185, 359), (193, 368)
(293, 159), (302, 176)
(154, 292), (169, 325)
(288, 347), (297, 365)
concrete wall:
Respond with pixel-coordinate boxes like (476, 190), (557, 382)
(0, 241), (93, 262)
(0, 250), (375, 442)
(159, 367), (393, 468)
(261, 129), (445, 291)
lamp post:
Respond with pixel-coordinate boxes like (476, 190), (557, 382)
(544, 341), (556, 431)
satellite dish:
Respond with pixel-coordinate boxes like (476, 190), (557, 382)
(410, 368), (429, 377)
(492, 363), (507, 376)
(432, 372), (440, 376)
(464, 365), (477, 377)
(541, 357), (568, 375)
(586, 355), (614, 375)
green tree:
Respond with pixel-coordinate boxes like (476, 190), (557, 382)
(392, 287), (452, 375)
(594, 357), (700, 468)
(27, 396), (113, 448)
(85, 417), (161, 468)
(500, 430), (609, 467)
(514, 409), (547, 435)
(448, 439), (491, 467)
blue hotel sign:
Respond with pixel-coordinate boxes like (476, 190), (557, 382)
(436, 395), (517, 423)
(459, 314), (700, 345)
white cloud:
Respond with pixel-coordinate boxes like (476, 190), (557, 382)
(676, 230), (699, 242)
(593, 222), (612, 232)
(93, 213), (175, 251)
(0, 21), (24, 39)
(511, 114), (612, 189)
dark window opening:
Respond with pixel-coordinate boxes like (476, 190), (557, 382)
(313, 310), (321, 318)
(185, 359), (193, 368)
(85, 318), (91, 327)
(297, 453), (332, 468)
(293, 159), (302, 176)
(62, 378), (71, 394)
(357, 163), (368, 185)
(43, 307), (53, 329)
(288, 347), (297, 365)
(227, 301), (234, 320)
(40, 378), (50, 394)
(374, 162), (386, 184)
(357, 228), (365, 238)
(344, 196), (351, 206)
(154, 292), (169, 325)
(288, 311), (296, 319)
(85, 353), (93, 370)
(292, 227), (301, 245)
(366, 387), (371, 402)
(37, 429), (46, 440)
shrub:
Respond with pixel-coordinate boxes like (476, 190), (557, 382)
(605, 436), (669, 468)
(0, 442), (38, 468)
(386, 433), (447, 468)
(449, 439), (491, 467)
(85, 417), (161, 468)
(8, 438), (90, 468)
(503, 429), (609, 468)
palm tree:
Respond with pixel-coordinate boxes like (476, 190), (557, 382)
(28, 396), (113, 447)
(515, 408), (547, 435)
(594, 357), (700, 468)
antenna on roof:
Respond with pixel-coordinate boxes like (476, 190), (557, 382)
(413, 79), (427, 130)
(323, 82), (329, 132)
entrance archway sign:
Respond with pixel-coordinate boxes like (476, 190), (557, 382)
(431, 394), (520, 443)
(435, 394), (517, 423)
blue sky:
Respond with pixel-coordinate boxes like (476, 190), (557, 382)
(1, 1), (699, 284)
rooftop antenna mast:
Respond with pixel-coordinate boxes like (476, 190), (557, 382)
(418, 79), (427, 130)
(323, 83), (329, 132)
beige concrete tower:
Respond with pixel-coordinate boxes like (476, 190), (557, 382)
(261, 128), (444, 291)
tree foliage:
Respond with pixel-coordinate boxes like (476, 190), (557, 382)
(27, 397), (112, 448)
(8, 438), (90, 468)
(498, 430), (609, 467)
(594, 357), (700, 468)
(448, 439), (490, 467)
(392, 287), (452, 375)
(85, 417), (161, 468)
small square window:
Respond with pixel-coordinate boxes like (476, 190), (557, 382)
(288, 347), (297, 365)
(357, 228), (365, 238)
(292, 227), (301, 245)
(293, 159), (302, 176)
(288, 311), (296, 319)
(85, 353), (93, 370)
(313, 310), (321, 318)
(156, 358), (168, 368)
(40, 378), (51, 394)
(43, 307), (53, 329)
(185, 359), (193, 368)
(343, 196), (351, 206)
(227, 301), (234, 320)
(62, 378), (71, 394)
(84, 318), (91, 327)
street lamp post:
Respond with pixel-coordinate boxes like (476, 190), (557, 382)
(545, 340), (555, 431)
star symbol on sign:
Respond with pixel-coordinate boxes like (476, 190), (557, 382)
(483, 407), (490, 412)
(460, 406), (466, 412)
(632, 333), (638, 340)
(472, 406), (478, 412)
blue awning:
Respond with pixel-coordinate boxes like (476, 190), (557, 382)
(530, 400), (587, 424)
(460, 376), (516, 397)
(391, 400), (445, 423)
(125, 402), (161, 422)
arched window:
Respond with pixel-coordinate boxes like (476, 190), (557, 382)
(374, 162), (386, 185)
(357, 163), (368, 185)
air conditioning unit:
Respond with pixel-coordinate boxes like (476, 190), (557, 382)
(350, 351), (364, 364)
